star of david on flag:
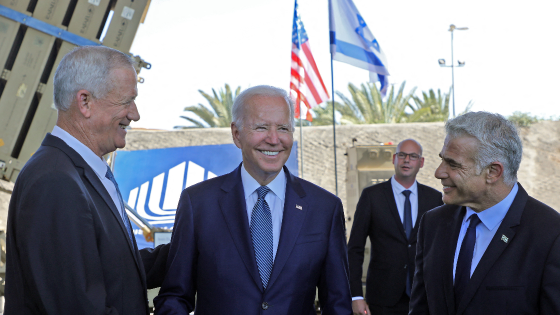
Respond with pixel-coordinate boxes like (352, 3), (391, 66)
(329, 0), (390, 96)
(290, 0), (330, 122)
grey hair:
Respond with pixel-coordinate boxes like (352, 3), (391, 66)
(397, 138), (423, 156)
(53, 45), (135, 111)
(231, 85), (295, 131)
(445, 111), (522, 186)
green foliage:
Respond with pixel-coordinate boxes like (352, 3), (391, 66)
(508, 111), (539, 127)
(177, 84), (241, 128)
(332, 81), (417, 124)
(408, 88), (451, 122)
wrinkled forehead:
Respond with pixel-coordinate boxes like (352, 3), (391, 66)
(441, 135), (479, 160)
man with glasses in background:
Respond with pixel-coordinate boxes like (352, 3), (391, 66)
(348, 139), (443, 315)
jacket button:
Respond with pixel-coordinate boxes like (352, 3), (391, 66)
(262, 302), (269, 310)
(404, 264), (407, 269)
(408, 244), (412, 247)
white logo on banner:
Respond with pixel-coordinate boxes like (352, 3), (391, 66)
(127, 161), (216, 224)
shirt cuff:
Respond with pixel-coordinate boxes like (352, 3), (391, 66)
(352, 296), (364, 301)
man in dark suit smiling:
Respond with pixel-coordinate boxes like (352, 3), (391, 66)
(410, 112), (560, 315)
(5, 46), (168, 315)
(154, 85), (352, 315)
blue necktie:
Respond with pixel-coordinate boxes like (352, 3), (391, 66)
(250, 186), (273, 289)
(402, 190), (413, 296)
(454, 214), (481, 308)
(105, 166), (134, 243)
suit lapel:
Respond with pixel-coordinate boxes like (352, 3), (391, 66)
(444, 205), (466, 315)
(456, 185), (527, 315)
(383, 181), (408, 241)
(218, 166), (263, 291)
(267, 168), (307, 289)
(43, 135), (142, 271)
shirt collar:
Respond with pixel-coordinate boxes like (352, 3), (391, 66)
(465, 183), (519, 230)
(391, 175), (418, 196)
(241, 163), (286, 201)
(51, 126), (109, 178)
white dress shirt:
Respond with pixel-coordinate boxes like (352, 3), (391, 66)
(453, 183), (518, 281)
(51, 126), (125, 219)
(241, 163), (286, 261)
(391, 175), (419, 227)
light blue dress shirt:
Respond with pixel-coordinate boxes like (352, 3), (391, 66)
(51, 126), (126, 220)
(241, 163), (286, 261)
(453, 183), (519, 281)
(391, 175), (419, 227)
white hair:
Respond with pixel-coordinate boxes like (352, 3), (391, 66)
(231, 85), (295, 130)
(446, 111), (522, 186)
(53, 45), (135, 111)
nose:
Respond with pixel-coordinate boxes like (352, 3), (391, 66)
(128, 101), (140, 122)
(266, 128), (280, 145)
(434, 161), (447, 180)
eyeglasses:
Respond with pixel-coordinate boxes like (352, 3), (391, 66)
(396, 152), (421, 161)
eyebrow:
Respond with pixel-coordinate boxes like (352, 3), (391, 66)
(439, 153), (460, 166)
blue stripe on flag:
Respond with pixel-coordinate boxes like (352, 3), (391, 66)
(330, 31), (385, 67)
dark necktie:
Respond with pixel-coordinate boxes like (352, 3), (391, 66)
(250, 186), (273, 289)
(454, 214), (481, 308)
(105, 166), (134, 243)
(402, 190), (413, 239)
(402, 190), (413, 296)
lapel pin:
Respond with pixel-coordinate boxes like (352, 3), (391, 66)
(296, 204), (303, 210)
(501, 234), (509, 243)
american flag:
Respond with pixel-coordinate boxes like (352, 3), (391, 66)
(290, 0), (329, 122)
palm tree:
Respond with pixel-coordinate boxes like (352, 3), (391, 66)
(177, 84), (241, 128)
(335, 82), (417, 124)
(408, 88), (451, 122)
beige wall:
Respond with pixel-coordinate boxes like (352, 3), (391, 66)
(2, 120), (558, 231)
(122, 121), (560, 213)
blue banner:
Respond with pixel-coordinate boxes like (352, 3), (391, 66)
(114, 143), (299, 249)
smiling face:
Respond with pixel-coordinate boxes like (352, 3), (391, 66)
(392, 140), (424, 186)
(231, 95), (293, 185)
(435, 135), (490, 211)
(89, 66), (139, 156)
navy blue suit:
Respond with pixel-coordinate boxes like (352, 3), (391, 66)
(410, 184), (560, 315)
(154, 165), (352, 315)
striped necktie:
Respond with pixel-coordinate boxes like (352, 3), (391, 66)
(250, 186), (273, 289)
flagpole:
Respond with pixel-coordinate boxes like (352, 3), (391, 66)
(330, 58), (338, 196)
(299, 103), (304, 179)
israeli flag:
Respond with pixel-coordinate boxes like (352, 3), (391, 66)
(329, 0), (390, 95)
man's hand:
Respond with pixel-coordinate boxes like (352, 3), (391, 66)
(352, 299), (371, 315)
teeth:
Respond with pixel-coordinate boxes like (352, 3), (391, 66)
(120, 125), (127, 129)
(262, 151), (279, 156)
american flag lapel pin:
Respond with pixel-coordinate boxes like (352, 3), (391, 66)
(296, 204), (303, 210)
(501, 235), (509, 243)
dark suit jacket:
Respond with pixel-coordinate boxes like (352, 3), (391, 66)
(409, 184), (560, 315)
(5, 134), (168, 315)
(154, 165), (352, 315)
(347, 180), (443, 306)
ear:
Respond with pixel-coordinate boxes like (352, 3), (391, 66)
(76, 89), (94, 118)
(486, 162), (504, 184)
(231, 122), (242, 149)
(419, 156), (425, 168)
(392, 153), (397, 165)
